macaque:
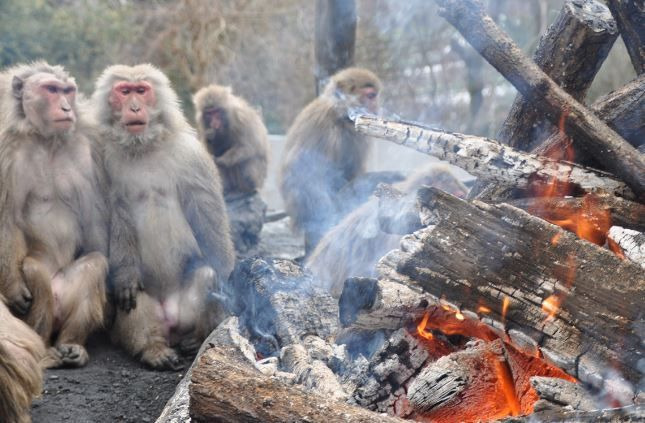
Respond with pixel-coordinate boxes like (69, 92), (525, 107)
(279, 67), (382, 253)
(92, 64), (235, 369)
(307, 164), (468, 297)
(0, 62), (108, 368)
(0, 295), (46, 423)
(193, 84), (269, 195)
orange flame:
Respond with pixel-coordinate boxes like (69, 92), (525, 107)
(541, 294), (561, 321)
(477, 305), (491, 314)
(494, 358), (521, 416)
(501, 296), (510, 324)
(417, 311), (433, 340)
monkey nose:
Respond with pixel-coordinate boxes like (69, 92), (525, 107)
(130, 105), (141, 113)
(62, 105), (72, 112)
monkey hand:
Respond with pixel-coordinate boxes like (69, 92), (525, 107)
(4, 278), (33, 316)
(113, 268), (143, 312)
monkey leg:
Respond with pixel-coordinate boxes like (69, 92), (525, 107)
(21, 256), (55, 342)
(169, 266), (227, 354)
(112, 292), (181, 370)
(48, 252), (108, 368)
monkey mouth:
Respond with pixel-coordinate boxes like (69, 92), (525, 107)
(124, 120), (148, 133)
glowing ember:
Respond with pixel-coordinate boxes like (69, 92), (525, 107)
(494, 358), (521, 416)
(477, 305), (491, 314)
(551, 232), (562, 245)
(455, 311), (465, 321)
(607, 237), (626, 260)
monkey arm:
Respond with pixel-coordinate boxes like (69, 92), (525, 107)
(108, 195), (143, 312)
(179, 153), (235, 285)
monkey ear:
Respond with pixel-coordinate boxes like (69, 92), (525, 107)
(11, 76), (24, 100)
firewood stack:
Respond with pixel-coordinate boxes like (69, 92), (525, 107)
(157, 1), (644, 422)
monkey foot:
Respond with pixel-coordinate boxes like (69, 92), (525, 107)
(44, 344), (89, 368)
(177, 336), (202, 355)
(141, 345), (182, 371)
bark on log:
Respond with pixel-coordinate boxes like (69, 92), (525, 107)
(606, 0), (645, 75)
(529, 376), (597, 411)
(354, 114), (633, 199)
(189, 346), (404, 423)
(498, 0), (618, 152)
(534, 74), (645, 165)
(508, 195), (645, 232)
(315, 0), (356, 94)
(505, 404), (645, 422)
(433, 0), (645, 199)
(378, 187), (644, 387)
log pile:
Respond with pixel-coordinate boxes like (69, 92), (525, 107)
(167, 0), (645, 422)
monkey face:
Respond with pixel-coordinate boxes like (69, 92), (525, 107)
(358, 86), (379, 114)
(203, 106), (224, 132)
(16, 72), (77, 136)
(108, 81), (156, 134)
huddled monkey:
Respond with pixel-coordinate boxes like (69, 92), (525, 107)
(0, 295), (46, 423)
(279, 67), (382, 254)
(0, 62), (108, 368)
(307, 164), (469, 297)
(193, 84), (269, 195)
(92, 64), (235, 370)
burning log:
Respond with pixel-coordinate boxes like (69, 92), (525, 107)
(506, 404), (645, 422)
(609, 226), (645, 268)
(509, 195), (645, 232)
(529, 376), (596, 412)
(498, 0), (618, 152)
(224, 258), (339, 355)
(534, 74), (645, 166)
(605, 0), (645, 75)
(189, 345), (404, 423)
(353, 114), (633, 199)
(433, 0), (645, 199)
(378, 187), (644, 387)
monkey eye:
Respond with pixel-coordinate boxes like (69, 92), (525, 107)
(136, 87), (146, 94)
(121, 88), (131, 95)
(365, 92), (377, 100)
(46, 85), (58, 94)
(63, 86), (76, 94)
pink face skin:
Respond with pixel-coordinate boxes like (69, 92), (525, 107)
(108, 81), (156, 134)
(358, 86), (379, 114)
(203, 106), (223, 132)
(23, 74), (77, 135)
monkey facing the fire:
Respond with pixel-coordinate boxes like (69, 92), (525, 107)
(93, 64), (235, 369)
(0, 62), (108, 368)
(279, 67), (382, 253)
(193, 84), (269, 195)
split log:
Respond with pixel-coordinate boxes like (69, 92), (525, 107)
(378, 187), (644, 387)
(353, 114), (633, 199)
(534, 74), (645, 165)
(530, 376), (596, 411)
(504, 404), (645, 422)
(609, 226), (645, 268)
(189, 346), (404, 423)
(606, 0), (645, 74)
(224, 257), (339, 355)
(498, 0), (618, 152)
(433, 0), (645, 199)
(508, 194), (645, 232)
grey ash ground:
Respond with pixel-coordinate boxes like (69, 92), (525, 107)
(31, 333), (190, 423)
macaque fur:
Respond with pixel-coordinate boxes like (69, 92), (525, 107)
(0, 296), (46, 423)
(0, 62), (108, 368)
(93, 64), (235, 370)
(307, 164), (469, 297)
(193, 84), (269, 194)
(279, 67), (382, 253)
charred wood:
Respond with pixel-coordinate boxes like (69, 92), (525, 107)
(378, 187), (644, 386)
(609, 226), (645, 268)
(224, 257), (339, 356)
(508, 195), (645, 232)
(606, 0), (645, 75)
(534, 74), (645, 166)
(530, 376), (597, 411)
(504, 404), (645, 422)
(354, 114), (633, 199)
(498, 0), (618, 152)
(189, 346), (404, 423)
(433, 0), (645, 198)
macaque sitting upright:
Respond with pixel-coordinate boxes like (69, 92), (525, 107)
(193, 84), (270, 195)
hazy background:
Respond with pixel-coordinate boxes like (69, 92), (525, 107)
(1, 0), (635, 209)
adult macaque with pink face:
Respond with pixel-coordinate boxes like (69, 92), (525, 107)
(93, 64), (234, 370)
(0, 62), (109, 369)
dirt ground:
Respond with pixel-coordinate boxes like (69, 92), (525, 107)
(30, 333), (190, 423)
